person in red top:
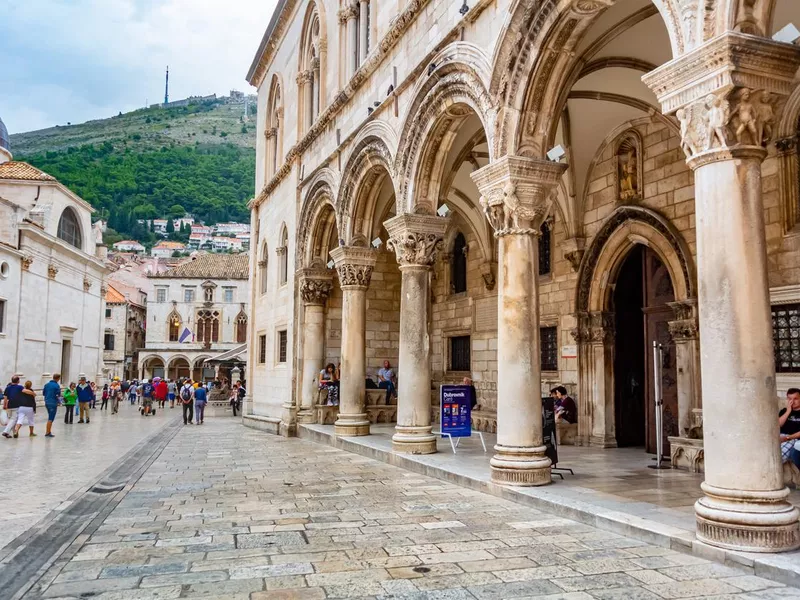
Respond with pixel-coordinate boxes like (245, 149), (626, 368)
(154, 378), (168, 409)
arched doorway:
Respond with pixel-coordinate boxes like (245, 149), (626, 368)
(612, 245), (677, 454)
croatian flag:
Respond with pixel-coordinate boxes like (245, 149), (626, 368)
(178, 326), (194, 343)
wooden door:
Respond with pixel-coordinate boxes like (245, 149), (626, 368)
(642, 249), (678, 455)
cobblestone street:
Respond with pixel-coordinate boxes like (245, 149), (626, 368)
(4, 418), (800, 599)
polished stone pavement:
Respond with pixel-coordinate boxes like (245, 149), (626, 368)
(0, 401), (169, 550)
(9, 418), (800, 599)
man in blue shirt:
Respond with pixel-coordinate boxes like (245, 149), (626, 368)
(2, 376), (24, 438)
(193, 384), (207, 425)
(76, 376), (93, 423)
(43, 373), (62, 438)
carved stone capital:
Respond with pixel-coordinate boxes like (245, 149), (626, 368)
(337, 5), (358, 23)
(299, 268), (333, 306)
(570, 312), (592, 344)
(470, 156), (567, 237)
(667, 299), (699, 341)
(265, 127), (277, 140)
(589, 311), (615, 344)
(296, 70), (312, 85)
(21, 255), (33, 271)
(563, 236), (586, 273)
(643, 32), (800, 163)
(83, 278), (92, 292)
(384, 213), (449, 268)
(311, 57), (320, 71)
(100, 285), (108, 297)
(48, 264), (58, 279)
(479, 261), (496, 291)
(275, 245), (287, 257)
(330, 246), (377, 290)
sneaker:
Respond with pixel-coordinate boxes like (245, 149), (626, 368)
(86, 419), (90, 424)
(13, 432), (18, 438)
(2, 432), (10, 438)
(29, 433), (37, 437)
(45, 433), (54, 438)
(78, 420), (84, 424)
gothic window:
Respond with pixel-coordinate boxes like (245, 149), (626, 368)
(772, 303), (800, 373)
(167, 310), (182, 342)
(57, 208), (83, 249)
(538, 221), (552, 276)
(451, 232), (467, 294)
(278, 226), (289, 285)
(356, 0), (371, 66)
(300, 3), (322, 131)
(235, 311), (248, 343)
(259, 242), (269, 295)
(266, 76), (282, 178)
(196, 310), (220, 343)
(540, 326), (558, 372)
(449, 335), (471, 372)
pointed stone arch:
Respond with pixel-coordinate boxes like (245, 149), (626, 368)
(298, 177), (339, 269)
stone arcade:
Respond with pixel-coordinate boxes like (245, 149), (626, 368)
(245, 0), (800, 553)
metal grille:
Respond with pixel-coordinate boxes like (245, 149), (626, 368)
(451, 232), (467, 294)
(540, 326), (558, 372)
(538, 222), (551, 276)
(773, 303), (800, 373)
(449, 336), (471, 372)
(278, 330), (288, 363)
(259, 335), (267, 364)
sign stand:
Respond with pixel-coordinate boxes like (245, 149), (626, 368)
(436, 385), (486, 455)
(648, 341), (670, 470)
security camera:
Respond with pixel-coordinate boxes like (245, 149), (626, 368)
(371, 237), (383, 249)
(547, 145), (566, 162)
(773, 23), (800, 44)
(327, 260), (335, 269)
(437, 204), (451, 218)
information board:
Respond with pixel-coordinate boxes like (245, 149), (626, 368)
(542, 396), (558, 465)
(440, 385), (472, 438)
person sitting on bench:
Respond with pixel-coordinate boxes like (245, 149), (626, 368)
(377, 360), (396, 403)
(551, 386), (577, 424)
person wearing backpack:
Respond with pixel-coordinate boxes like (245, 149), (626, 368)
(180, 380), (194, 425)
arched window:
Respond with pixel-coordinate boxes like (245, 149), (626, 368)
(259, 242), (269, 295)
(357, 0), (371, 66)
(538, 220), (552, 276)
(235, 310), (248, 343)
(278, 226), (289, 285)
(167, 309), (182, 342)
(300, 3), (323, 131)
(196, 310), (220, 343)
(451, 232), (467, 294)
(57, 208), (83, 249)
(266, 76), (282, 179)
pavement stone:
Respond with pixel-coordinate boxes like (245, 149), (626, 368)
(9, 418), (800, 600)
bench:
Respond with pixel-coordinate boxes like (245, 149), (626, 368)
(313, 388), (398, 425)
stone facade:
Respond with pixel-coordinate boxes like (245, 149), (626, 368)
(246, 0), (800, 552)
(102, 283), (146, 381)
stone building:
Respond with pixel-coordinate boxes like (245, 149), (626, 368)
(0, 116), (110, 388)
(140, 253), (249, 381)
(245, 1), (800, 552)
(102, 282), (146, 380)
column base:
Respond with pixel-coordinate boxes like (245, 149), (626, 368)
(589, 434), (618, 448)
(490, 444), (552, 487)
(334, 413), (370, 436)
(296, 409), (315, 424)
(393, 426), (437, 454)
(695, 482), (800, 552)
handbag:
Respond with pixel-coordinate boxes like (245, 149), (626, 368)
(0, 409), (8, 426)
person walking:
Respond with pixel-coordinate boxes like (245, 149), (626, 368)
(155, 378), (168, 409)
(2, 376), (24, 438)
(232, 382), (246, 417)
(14, 381), (38, 437)
(194, 383), (207, 425)
(180, 379), (194, 425)
(110, 378), (121, 414)
(168, 379), (177, 409)
(128, 381), (138, 405)
(90, 381), (97, 409)
(63, 382), (76, 424)
(43, 373), (62, 438)
(76, 376), (93, 423)
(100, 384), (109, 410)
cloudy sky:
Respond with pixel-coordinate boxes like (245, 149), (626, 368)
(0, 0), (278, 134)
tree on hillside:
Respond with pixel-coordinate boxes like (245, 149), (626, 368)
(168, 204), (185, 218)
(166, 218), (175, 234)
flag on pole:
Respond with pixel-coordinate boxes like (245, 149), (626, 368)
(178, 326), (194, 343)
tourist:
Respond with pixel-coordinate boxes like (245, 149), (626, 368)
(63, 382), (76, 424)
(463, 377), (478, 410)
(779, 388), (800, 468)
(180, 379), (195, 425)
(155, 377), (168, 409)
(120, 378), (130, 403)
(319, 363), (339, 406)
(90, 381), (97, 409)
(551, 386), (577, 424)
(128, 380), (138, 405)
(235, 382), (246, 416)
(100, 383), (109, 410)
(76, 376), (93, 423)
(43, 373), (62, 438)
(194, 382), (208, 425)
(13, 381), (38, 437)
(110, 378), (121, 413)
(377, 360), (396, 404)
(2, 376), (23, 438)
(141, 379), (155, 416)
(168, 379), (177, 408)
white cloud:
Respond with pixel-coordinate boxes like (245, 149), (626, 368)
(0, 0), (278, 133)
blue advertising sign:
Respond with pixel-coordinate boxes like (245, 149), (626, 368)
(440, 385), (472, 438)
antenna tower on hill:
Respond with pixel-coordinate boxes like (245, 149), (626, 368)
(164, 66), (170, 105)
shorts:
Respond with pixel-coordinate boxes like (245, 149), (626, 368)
(17, 406), (35, 426)
(168, 393), (175, 401)
(45, 403), (58, 421)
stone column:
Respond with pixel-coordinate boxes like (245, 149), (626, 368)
(472, 156), (566, 485)
(358, 0), (369, 64)
(298, 267), (333, 421)
(330, 245), (377, 436)
(346, 5), (359, 77)
(667, 299), (701, 437)
(265, 128), (276, 178)
(644, 32), (800, 552)
(311, 57), (320, 122)
(302, 70), (313, 129)
(384, 213), (449, 454)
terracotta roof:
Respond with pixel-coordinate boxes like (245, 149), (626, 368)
(153, 241), (186, 249)
(151, 252), (249, 279)
(0, 161), (56, 181)
(105, 284), (126, 303)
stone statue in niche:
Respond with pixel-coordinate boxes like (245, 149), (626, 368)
(616, 135), (640, 202)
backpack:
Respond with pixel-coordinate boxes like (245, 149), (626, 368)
(237, 387), (246, 400)
(181, 385), (193, 402)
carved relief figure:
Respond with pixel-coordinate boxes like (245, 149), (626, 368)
(731, 88), (758, 145)
(616, 134), (640, 202)
(705, 93), (729, 150)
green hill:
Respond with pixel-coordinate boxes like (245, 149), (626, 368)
(9, 98), (257, 245)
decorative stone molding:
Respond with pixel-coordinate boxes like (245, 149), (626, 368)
(589, 311), (614, 345)
(667, 299), (699, 341)
(471, 156), (567, 237)
(296, 70), (312, 86)
(570, 312), (591, 344)
(669, 436), (704, 473)
(479, 261), (496, 291)
(83, 278), (92, 292)
(21, 255), (33, 271)
(48, 264), (58, 279)
(265, 127), (277, 140)
(329, 246), (377, 290)
(100, 285), (108, 297)
(384, 213), (449, 268)
(299, 268), (333, 306)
